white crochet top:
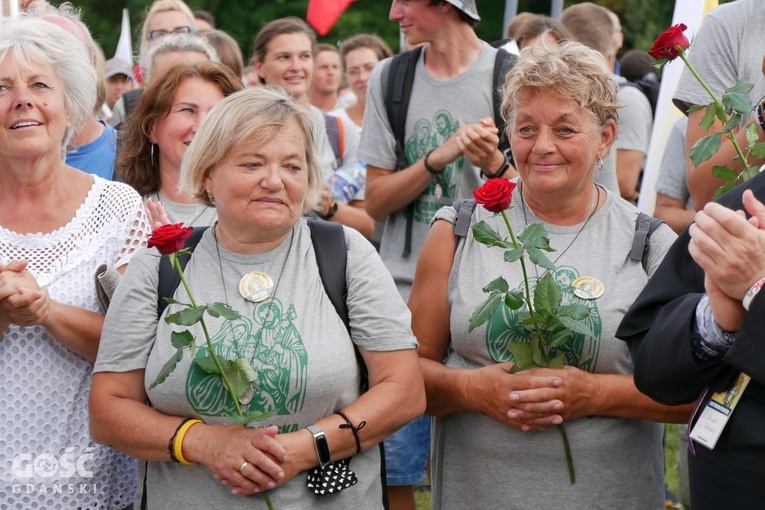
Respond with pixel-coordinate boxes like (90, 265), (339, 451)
(0, 176), (150, 509)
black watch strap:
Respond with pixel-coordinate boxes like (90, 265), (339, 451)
(307, 425), (331, 468)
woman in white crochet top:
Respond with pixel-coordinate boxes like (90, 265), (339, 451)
(0, 17), (149, 509)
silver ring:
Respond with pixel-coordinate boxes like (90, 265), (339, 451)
(239, 461), (249, 473)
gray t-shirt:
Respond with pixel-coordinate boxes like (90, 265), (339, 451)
(359, 43), (497, 300)
(95, 221), (416, 510)
(429, 186), (676, 509)
(655, 116), (692, 209)
(615, 76), (653, 154)
(359, 44), (618, 299)
(673, 0), (765, 115)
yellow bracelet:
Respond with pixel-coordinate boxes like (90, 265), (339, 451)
(173, 418), (204, 465)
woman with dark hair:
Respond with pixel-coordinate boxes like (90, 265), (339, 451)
(116, 61), (244, 227)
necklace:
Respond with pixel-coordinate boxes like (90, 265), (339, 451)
(213, 224), (295, 404)
(520, 182), (601, 277)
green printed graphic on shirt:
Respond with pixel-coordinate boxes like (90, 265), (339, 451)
(185, 298), (308, 424)
(485, 266), (602, 372)
(405, 110), (464, 224)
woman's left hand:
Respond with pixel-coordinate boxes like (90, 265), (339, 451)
(507, 366), (599, 425)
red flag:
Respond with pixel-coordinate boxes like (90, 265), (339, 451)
(307, 0), (355, 36)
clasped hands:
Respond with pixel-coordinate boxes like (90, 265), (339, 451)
(689, 189), (765, 331)
(432, 117), (505, 174)
(0, 259), (50, 330)
(468, 362), (599, 432)
(189, 423), (311, 496)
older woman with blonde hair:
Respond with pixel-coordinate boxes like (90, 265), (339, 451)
(0, 16), (149, 508)
(90, 86), (425, 509)
(409, 40), (690, 509)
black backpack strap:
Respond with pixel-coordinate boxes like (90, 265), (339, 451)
(323, 113), (342, 164)
(307, 220), (349, 331)
(385, 47), (423, 172)
(306, 220), (386, 509)
(493, 48), (518, 164)
(384, 48), (422, 259)
(630, 212), (664, 270)
(452, 199), (477, 239)
(157, 226), (208, 317)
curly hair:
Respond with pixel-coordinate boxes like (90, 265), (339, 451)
(500, 40), (619, 130)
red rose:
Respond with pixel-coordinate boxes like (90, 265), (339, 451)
(473, 178), (516, 213)
(649, 23), (690, 61)
(148, 223), (193, 255)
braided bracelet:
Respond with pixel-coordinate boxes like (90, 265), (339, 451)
(336, 411), (366, 455)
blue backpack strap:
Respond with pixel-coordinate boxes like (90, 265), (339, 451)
(630, 212), (664, 270)
(156, 226), (208, 317)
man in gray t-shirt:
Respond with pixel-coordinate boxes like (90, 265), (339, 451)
(358, 0), (510, 507)
(673, 0), (765, 210)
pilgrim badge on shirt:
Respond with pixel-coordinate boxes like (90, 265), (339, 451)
(690, 372), (751, 450)
(239, 271), (274, 303)
(571, 276), (604, 300)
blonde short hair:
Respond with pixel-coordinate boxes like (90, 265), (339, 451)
(180, 86), (323, 214)
(501, 40), (619, 130)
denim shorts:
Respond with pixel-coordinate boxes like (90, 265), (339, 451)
(382, 415), (431, 486)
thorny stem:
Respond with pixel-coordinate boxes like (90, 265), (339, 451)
(501, 210), (534, 314)
(172, 253), (243, 417)
(679, 49), (752, 176)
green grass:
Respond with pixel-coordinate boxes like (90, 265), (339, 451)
(413, 422), (683, 510)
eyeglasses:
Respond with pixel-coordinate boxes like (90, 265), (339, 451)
(147, 26), (193, 41)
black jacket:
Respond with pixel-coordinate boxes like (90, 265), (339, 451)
(617, 171), (765, 508)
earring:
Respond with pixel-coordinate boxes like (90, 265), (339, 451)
(206, 189), (214, 203)
(150, 144), (155, 169)
(596, 158), (604, 171)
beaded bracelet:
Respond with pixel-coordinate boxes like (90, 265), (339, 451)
(336, 411), (366, 455)
(423, 149), (445, 175)
(168, 417), (204, 464)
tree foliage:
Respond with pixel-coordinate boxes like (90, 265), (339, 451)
(53, 0), (698, 65)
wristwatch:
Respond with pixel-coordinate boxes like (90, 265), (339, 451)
(306, 425), (331, 468)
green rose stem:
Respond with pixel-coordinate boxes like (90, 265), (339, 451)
(678, 48), (752, 177)
(501, 211), (533, 311)
(170, 252), (275, 510)
(500, 211), (575, 483)
(558, 421), (574, 484)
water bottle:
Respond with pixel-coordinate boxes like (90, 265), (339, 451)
(328, 160), (367, 204)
